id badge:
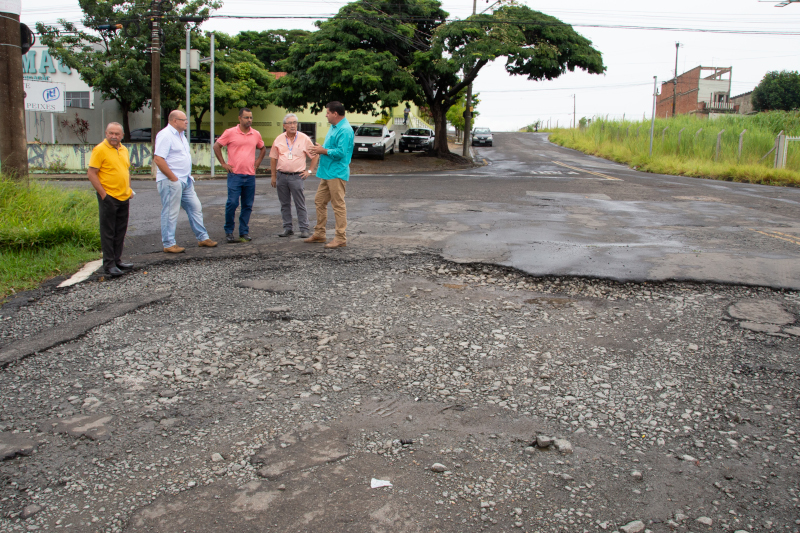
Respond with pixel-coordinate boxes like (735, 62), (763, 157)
(287, 152), (293, 160)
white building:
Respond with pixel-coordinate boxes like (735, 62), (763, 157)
(23, 44), (149, 144)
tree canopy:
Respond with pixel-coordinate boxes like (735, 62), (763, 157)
(37, 0), (220, 140)
(272, 0), (605, 155)
(233, 30), (311, 70)
(752, 71), (800, 112)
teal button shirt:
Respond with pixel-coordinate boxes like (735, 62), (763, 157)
(317, 118), (354, 182)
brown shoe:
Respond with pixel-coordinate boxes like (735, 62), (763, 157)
(163, 245), (185, 253)
(324, 239), (347, 248)
(198, 239), (217, 247)
(304, 234), (326, 243)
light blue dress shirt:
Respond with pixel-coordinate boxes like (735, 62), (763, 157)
(154, 124), (193, 183)
(318, 118), (354, 182)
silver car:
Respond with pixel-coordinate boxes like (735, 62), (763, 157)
(353, 124), (396, 160)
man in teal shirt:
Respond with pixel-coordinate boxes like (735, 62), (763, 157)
(306, 101), (355, 248)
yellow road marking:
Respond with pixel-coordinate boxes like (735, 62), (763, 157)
(552, 161), (621, 181)
(748, 228), (800, 246)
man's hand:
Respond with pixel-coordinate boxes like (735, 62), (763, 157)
(301, 169), (311, 180)
(222, 163), (234, 173)
(271, 176), (277, 188)
(309, 143), (327, 157)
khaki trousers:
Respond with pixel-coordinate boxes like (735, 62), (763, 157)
(313, 178), (347, 242)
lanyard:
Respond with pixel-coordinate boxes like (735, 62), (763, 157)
(285, 133), (296, 154)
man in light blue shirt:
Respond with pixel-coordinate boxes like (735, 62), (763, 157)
(305, 101), (354, 249)
(153, 110), (217, 253)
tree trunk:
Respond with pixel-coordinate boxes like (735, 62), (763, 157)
(120, 101), (131, 142)
(431, 102), (451, 155)
(194, 109), (207, 136)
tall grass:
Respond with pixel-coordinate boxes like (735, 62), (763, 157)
(548, 111), (800, 186)
(0, 178), (100, 298)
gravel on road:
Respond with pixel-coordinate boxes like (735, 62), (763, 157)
(0, 249), (798, 532)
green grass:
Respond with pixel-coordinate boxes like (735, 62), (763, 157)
(547, 111), (800, 186)
(0, 177), (100, 299)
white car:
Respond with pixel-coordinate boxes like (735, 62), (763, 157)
(353, 124), (396, 160)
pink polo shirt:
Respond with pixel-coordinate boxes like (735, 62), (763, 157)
(269, 132), (315, 173)
(216, 126), (265, 175)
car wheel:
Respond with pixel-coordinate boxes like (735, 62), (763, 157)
(488, 142), (493, 147)
(379, 149), (385, 161)
(389, 143), (395, 154)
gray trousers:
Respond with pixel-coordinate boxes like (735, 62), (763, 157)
(276, 171), (309, 231)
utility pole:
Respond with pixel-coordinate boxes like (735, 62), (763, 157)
(649, 76), (657, 156)
(209, 32), (215, 176)
(0, 0), (29, 179)
(150, 0), (162, 178)
(462, 0), (477, 158)
(671, 42), (680, 118)
(572, 94), (576, 128)
(186, 26), (191, 144)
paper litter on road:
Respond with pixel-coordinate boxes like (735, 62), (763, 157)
(370, 478), (392, 488)
(58, 259), (103, 287)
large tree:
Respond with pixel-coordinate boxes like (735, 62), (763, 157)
(752, 70), (800, 112)
(37, 0), (220, 141)
(233, 30), (311, 70)
(271, 0), (604, 156)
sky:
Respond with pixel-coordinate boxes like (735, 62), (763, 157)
(21, 0), (800, 131)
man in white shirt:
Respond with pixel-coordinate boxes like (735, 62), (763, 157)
(153, 110), (217, 253)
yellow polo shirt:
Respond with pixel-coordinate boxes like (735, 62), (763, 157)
(88, 139), (132, 201)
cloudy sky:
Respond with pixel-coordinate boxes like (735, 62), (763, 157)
(22, 0), (800, 131)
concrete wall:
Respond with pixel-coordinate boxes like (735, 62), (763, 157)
(27, 143), (217, 172)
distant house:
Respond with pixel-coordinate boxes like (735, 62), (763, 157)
(731, 91), (755, 115)
(656, 66), (739, 118)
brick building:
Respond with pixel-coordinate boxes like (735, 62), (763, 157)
(656, 66), (737, 118)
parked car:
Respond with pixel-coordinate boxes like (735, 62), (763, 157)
(398, 128), (434, 152)
(471, 127), (493, 147)
(127, 127), (218, 143)
(353, 124), (396, 160)
(128, 128), (152, 142)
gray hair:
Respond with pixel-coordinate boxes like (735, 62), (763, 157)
(283, 113), (298, 124)
(105, 122), (123, 132)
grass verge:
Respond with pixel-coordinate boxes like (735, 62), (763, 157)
(548, 112), (800, 187)
(0, 177), (100, 300)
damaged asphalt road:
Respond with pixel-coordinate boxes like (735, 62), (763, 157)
(1, 134), (800, 532)
(0, 251), (798, 532)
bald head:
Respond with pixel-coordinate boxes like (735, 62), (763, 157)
(168, 110), (188, 133)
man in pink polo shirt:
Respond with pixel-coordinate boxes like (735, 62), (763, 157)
(269, 113), (317, 238)
(213, 108), (266, 243)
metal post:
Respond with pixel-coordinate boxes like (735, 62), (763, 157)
(51, 113), (56, 144)
(672, 42), (679, 118)
(649, 76), (657, 156)
(677, 128), (685, 154)
(186, 27), (191, 144)
(0, 1), (29, 178)
(150, 1), (162, 178)
(573, 94), (576, 128)
(209, 32), (215, 177)
(715, 129), (725, 161)
(738, 129), (746, 160)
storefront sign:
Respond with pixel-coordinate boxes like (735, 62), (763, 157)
(24, 79), (66, 113)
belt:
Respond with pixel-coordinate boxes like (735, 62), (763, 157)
(278, 170), (302, 175)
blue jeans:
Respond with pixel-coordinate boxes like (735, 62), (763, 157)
(157, 178), (210, 248)
(224, 173), (255, 236)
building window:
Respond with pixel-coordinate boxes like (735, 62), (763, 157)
(66, 91), (90, 109)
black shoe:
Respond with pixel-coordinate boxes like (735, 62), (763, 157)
(278, 229), (294, 237)
(226, 233), (238, 243)
(239, 235), (252, 242)
(116, 262), (133, 271)
(298, 230), (311, 239)
(104, 266), (125, 277)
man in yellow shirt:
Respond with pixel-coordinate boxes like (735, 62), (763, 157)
(87, 123), (133, 277)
